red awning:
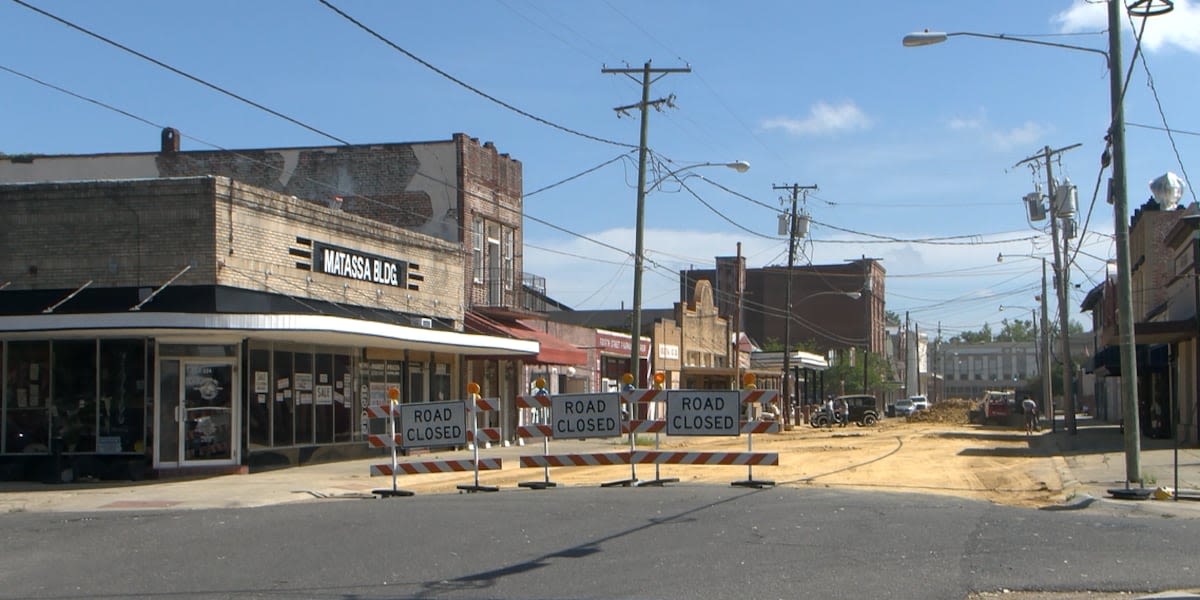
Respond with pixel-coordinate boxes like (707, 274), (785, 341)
(464, 312), (587, 365)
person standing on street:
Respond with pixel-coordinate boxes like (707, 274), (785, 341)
(1022, 396), (1039, 435)
(835, 397), (849, 428)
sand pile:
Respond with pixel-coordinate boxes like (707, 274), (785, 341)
(907, 398), (975, 424)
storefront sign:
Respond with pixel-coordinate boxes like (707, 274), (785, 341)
(312, 242), (408, 288)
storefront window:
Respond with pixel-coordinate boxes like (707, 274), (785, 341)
(53, 340), (97, 453)
(315, 353), (334, 444)
(431, 361), (451, 403)
(408, 361), (426, 403)
(247, 348), (271, 450)
(294, 352), (314, 444)
(99, 340), (146, 453)
(333, 354), (353, 443)
(363, 361), (403, 436)
(4, 341), (51, 454)
(273, 351), (294, 447)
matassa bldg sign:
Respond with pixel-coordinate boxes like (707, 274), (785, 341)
(313, 242), (407, 288)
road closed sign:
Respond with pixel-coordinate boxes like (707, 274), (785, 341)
(399, 400), (466, 448)
(667, 390), (741, 436)
(551, 393), (621, 439)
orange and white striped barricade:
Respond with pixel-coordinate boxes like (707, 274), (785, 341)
(367, 399), (500, 497)
(517, 392), (629, 486)
(732, 389), (781, 488)
(460, 394), (502, 493)
(621, 388), (679, 486)
(365, 401), (412, 497)
(516, 392), (556, 489)
(613, 389), (669, 486)
(661, 389), (779, 488)
(631, 450), (779, 466)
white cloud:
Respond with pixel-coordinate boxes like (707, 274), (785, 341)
(947, 116), (984, 131)
(1055, 0), (1200, 54)
(944, 111), (1049, 151)
(989, 121), (1048, 150)
(760, 101), (873, 136)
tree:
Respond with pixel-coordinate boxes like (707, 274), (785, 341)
(825, 348), (895, 396)
(995, 318), (1036, 342)
(950, 323), (994, 344)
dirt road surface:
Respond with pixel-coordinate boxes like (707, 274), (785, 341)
(403, 412), (1064, 509)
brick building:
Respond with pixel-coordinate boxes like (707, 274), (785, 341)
(680, 257), (886, 355)
(0, 131), (575, 480)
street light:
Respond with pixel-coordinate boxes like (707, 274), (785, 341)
(999, 253), (1055, 432)
(905, 0), (1155, 482)
(629, 160), (750, 389)
(782, 289), (861, 425)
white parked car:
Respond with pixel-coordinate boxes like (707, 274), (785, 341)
(910, 396), (930, 411)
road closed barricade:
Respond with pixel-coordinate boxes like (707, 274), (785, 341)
(366, 385), (502, 497)
(516, 392), (631, 486)
(516, 388), (781, 489)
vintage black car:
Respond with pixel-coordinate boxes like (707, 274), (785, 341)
(810, 394), (881, 427)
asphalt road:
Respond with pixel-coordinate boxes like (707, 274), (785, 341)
(3, 486), (1197, 599)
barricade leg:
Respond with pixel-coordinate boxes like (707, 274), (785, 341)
(518, 435), (558, 489)
(459, 403), (500, 493)
(373, 411), (414, 498)
(635, 430), (679, 487)
(603, 398), (638, 487)
(731, 431), (775, 489)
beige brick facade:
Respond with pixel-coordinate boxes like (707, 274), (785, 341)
(0, 176), (465, 325)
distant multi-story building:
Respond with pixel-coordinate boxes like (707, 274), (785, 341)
(680, 257), (885, 355)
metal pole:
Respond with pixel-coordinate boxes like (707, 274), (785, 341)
(1108, 0), (1142, 484)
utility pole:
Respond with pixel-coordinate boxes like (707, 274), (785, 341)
(775, 183), (815, 426)
(936, 322), (942, 403)
(602, 61), (690, 388)
(1016, 143), (1080, 434)
(905, 311), (911, 397)
(734, 242), (744, 390)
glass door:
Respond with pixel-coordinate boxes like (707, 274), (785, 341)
(181, 362), (236, 463)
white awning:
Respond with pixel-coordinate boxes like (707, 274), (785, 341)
(0, 312), (539, 356)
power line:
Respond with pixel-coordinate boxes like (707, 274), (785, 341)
(318, 0), (633, 149)
(10, 0), (352, 145)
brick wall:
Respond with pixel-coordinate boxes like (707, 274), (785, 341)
(0, 176), (465, 325)
(1130, 200), (1188, 320)
(456, 134), (524, 309)
(0, 178), (219, 290)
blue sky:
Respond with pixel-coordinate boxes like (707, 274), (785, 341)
(3, 1), (1198, 340)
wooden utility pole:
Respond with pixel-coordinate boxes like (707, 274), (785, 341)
(602, 61), (690, 388)
(775, 183), (816, 425)
(1015, 143), (1080, 434)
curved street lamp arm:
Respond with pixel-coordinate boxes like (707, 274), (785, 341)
(903, 31), (1110, 68)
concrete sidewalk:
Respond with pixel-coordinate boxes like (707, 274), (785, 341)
(1041, 417), (1200, 517)
(0, 438), (630, 513)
